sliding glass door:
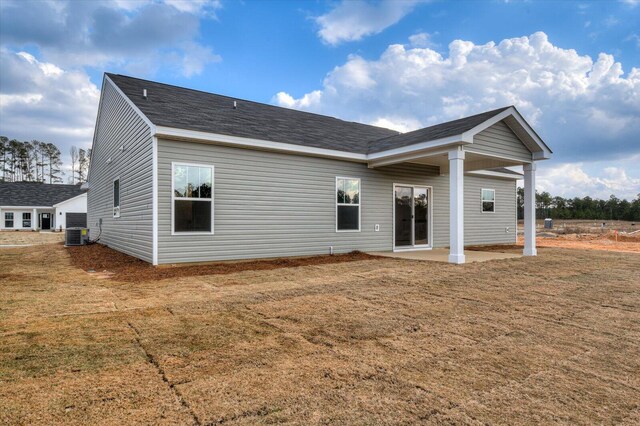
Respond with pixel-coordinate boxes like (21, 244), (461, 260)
(394, 185), (430, 249)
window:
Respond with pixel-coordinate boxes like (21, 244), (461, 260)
(4, 212), (14, 228)
(113, 178), (120, 217)
(22, 212), (31, 228)
(172, 163), (214, 233)
(481, 189), (495, 213)
(336, 177), (360, 231)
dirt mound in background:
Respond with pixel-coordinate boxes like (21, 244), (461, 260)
(535, 234), (640, 253)
(67, 243), (377, 282)
(607, 233), (640, 242)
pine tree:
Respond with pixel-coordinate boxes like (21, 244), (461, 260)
(69, 146), (78, 184)
(0, 136), (8, 182)
(45, 143), (63, 183)
(77, 148), (88, 183)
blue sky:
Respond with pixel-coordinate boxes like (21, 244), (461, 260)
(1, 0), (639, 199)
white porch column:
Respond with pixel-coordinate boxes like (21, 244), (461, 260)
(523, 162), (537, 256)
(32, 208), (37, 230)
(448, 149), (465, 264)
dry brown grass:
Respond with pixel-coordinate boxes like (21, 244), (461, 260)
(0, 231), (64, 245)
(1, 236), (640, 425)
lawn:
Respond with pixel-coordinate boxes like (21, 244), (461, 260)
(1, 238), (639, 425)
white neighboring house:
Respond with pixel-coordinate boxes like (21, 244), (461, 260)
(0, 182), (87, 231)
(52, 192), (88, 230)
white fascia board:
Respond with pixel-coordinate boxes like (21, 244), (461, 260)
(462, 106), (552, 160)
(88, 75), (157, 184)
(155, 126), (469, 165)
(461, 107), (515, 140)
(466, 170), (523, 180)
(463, 148), (533, 164)
(52, 192), (87, 207)
(86, 78), (107, 184)
(155, 126), (368, 162)
(367, 148), (453, 169)
(510, 109), (553, 159)
(367, 135), (468, 161)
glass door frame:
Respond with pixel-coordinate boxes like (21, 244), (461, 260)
(392, 183), (433, 251)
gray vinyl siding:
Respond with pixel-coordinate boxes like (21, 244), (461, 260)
(471, 121), (533, 162)
(86, 80), (154, 262)
(464, 177), (517, 245)
(156, 139), (517, 264)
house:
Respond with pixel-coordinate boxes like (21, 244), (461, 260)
(86, 73), (551, 265)
(0, 182), (87, 231)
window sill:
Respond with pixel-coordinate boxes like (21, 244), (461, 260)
(171, 231), (215, 236)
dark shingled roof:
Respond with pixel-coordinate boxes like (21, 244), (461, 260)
(107, 73), (398, 154)
(0, 182), (86, 207)
(367, 107), (511, 153)
(106, 73), (512, 155)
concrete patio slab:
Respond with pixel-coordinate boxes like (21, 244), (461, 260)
(369, 248), (520, 263)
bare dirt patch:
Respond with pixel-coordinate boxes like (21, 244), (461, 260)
(67, 243), (378, 282)
(468, 234), (640, 254)
(535, 234), (640, 253)
(1, 243), (639, 424)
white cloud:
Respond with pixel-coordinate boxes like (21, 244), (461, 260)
(603, 15), (619, 27)
(0, 49), (100, 154)
(275, 31), (640, 199)
(369, 116), (424, 133)
(408, 32), (438, 49)
(172, 42), (222, 78)
(316, 0), (425, 45)
(274, 32), (640, 164)
(626, 33), (640, 48)
(536, 162), (640, 200)
(163, 0), (222, 18)
(111, 0), (222, 15)
(620, 0), (639, 7)
(273, 90), (323, 109)
(0, 0), (221, 78)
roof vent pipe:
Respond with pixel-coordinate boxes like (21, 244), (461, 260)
(143, 89), (147, 99)
(233, 100), (237, 109)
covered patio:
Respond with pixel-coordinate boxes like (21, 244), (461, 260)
(366, 106), (552, 264)
(370, 248), (520, 263)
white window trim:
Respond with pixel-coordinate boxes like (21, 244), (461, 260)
(22, 212), (32, 228)
(481, 188), (496, 214)
(113, 177), (121, 218)
(171, 161), (215, 236)
(4, 212), (14, 228)
(392, 183), (434, 251)
(335, 176), (361, 233)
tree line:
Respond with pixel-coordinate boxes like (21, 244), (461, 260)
(0, 136), (90, 184)
(517, 188), (640, 221)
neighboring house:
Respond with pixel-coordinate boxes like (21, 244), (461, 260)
(0, 182), (87, 231)
(87, 73), (551, 265)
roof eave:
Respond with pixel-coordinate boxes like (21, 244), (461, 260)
(154, 126), (369, 162)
